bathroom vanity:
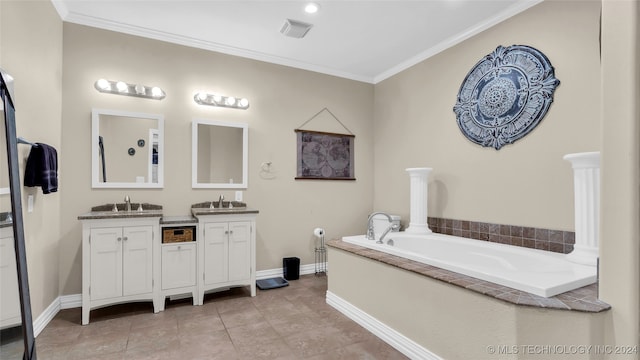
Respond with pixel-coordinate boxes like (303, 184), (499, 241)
(191, 203), (258, 305)
(79, 202), (258, 323)
(78, 205), (163, 325)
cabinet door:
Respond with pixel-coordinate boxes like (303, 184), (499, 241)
(90, 227), (123, 300)
(0, 235), (21, 325)
(162, 243), (196, 290)
(203, 223), (228, 285)
(122, 226), (153, 296)
(228, 221), (251, 282)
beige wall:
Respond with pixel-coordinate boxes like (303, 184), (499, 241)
(0, 0), (63, 318)
(373, 0), (601, 231)
(600, 0), (640, 349)
(60, 23), (374, 295)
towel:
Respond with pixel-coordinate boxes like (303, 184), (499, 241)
(24, 143), (58, 194)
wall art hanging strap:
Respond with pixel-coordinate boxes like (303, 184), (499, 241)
(295, 107), (354, 136)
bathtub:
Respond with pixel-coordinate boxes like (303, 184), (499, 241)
(342, 232), (597, 297)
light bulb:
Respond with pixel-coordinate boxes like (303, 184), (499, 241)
(96, 79), (110, 90)
(225, 97), (236, 106)
(305, 2), (319, 14)
(134, 84), (146, 95)
(239, 98), (249, 108)
(212, 94), (222, 103)
(196, 92), (208, 101)
(116, 81), (128, 93)
(151, 87), (163, 97)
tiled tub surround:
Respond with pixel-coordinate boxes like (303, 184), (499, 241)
(328, 238), (609, 312)
(427, 217), (576, 254)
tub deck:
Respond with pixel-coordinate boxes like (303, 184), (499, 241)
(330, 237), (609, 312)
(342, 233), (596, 298)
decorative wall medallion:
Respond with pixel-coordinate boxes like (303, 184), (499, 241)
(453, 45), (560, 150)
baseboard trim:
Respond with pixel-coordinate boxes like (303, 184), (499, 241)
(60, 294), (82, 309)
(33, 297), (60, 337)
(325, 290), (441, 360)
(255, 262), (326, 280)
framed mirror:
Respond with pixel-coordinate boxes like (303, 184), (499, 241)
(192, 119), (248, 189)
(92, 108), (164, 188)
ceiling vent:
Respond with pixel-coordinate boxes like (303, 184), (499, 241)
(280, 19), (313, 39)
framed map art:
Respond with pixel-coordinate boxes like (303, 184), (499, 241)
(295, 130), (355, 180)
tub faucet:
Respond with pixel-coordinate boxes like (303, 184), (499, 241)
(366, 212), (394, 240)
(377, 223), (400, 244)
(124, 195), (131, 212)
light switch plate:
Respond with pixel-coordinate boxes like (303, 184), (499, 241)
(27, 195), (34, 213)
(235, 191), (243, 202)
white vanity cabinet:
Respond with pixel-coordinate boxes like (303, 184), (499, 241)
(194, 211), (257, 305)
(0, 226), (21, 329)
(80, 215), (162, 325)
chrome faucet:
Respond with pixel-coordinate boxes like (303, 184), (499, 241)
(124, 195), (131, 212)
(377, 223), (399, 244)
(366, 212), (394, 240)
(218, 195), (224, 208)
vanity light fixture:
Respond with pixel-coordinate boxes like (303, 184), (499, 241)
(194, 92), (250, 110)
(94, 79), (166, 100)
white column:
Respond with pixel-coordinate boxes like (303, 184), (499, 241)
(405, 168), (432, 234)
(564, 152), (600, 266)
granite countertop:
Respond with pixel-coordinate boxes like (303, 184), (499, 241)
(78, 203), (163, 220)
(190, 201), (259, 216)
(191, 207), (259, 216)
(328, 238), (611, 313)
(160, 216), (198, 225)
(0, 212), (12, 228)
(78, 210), (164, 220)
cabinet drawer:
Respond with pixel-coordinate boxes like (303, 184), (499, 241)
(162, 226), (195, 243)
(162, 243), (196, 290)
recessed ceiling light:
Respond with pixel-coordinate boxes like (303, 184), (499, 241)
(304, 2), (319, 14)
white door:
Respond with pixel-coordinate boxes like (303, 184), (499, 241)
(162, 243), (196, 290)
(122, 226), (153, 296)
(0, 235), (21, 326)
(203, 222), (228, 285)
(228, 221), (251, 282)
(90, 227), (123, 300)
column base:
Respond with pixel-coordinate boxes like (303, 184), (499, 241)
(405, 224), (432, 234)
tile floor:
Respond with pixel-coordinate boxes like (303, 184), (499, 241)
(16, 275), (408, 359)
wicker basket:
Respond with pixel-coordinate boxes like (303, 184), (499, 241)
(162, 227), (195, 243)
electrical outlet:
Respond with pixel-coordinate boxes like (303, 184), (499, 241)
(235, 191), (243, 202)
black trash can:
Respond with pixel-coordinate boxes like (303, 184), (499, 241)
(283, 257), (300, 280)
